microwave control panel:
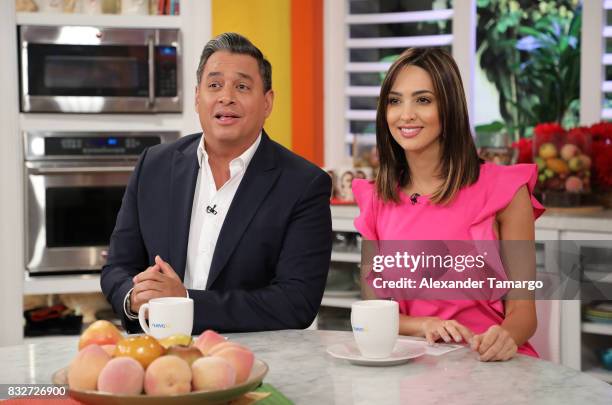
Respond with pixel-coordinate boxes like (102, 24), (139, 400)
(156, 46), (178, 97)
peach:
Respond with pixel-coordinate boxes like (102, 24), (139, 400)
(207, 341), (245, 355)
(78, 320), (123, 350)
(191, 357), (236, 391)
(97, 357), (144, 395)
(101, 344), (116, 357)
(560, 143), (580, 160)
(144, 355), (192, 395)
(67, 344), (111, 391)
(212, 347), (254, 384)
(194, 330), (226, 355)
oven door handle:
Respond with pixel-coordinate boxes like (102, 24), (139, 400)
(28, 166), (135, 174)
(147, 35), (156, 108)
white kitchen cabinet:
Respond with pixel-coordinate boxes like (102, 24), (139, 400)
(24, 274), (101, 295)
(322, 206), (362, 312)
(556, 230), (612, 383)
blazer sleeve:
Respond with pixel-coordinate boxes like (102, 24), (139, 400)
(100, 149), (149, 333)
(187, 171), (333, 333)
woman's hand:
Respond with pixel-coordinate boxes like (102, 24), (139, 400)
(471, 325), (517, 361)
(422, 318), (474, 344)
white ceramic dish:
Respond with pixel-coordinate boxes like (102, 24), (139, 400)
(327, 340), (425, 366)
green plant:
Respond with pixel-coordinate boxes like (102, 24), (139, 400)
(476, 0), (581, 142)
(515, 7), (581, 128)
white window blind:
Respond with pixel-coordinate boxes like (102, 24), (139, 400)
(581, 0), (606, 123)
(324, 0), (476, 167)
(599, 0), (610, 120)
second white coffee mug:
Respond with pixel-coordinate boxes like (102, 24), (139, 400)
(351, 299), (399, 358)
(138, 297), (194, 339)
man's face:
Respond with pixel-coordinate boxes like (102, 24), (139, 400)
(195, 51), (274, 150)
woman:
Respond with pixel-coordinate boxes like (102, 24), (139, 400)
(352, 48), (544, 361)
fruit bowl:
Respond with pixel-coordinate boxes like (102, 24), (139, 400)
(533, 128), (592, 206)
(52, 358), (268, 405)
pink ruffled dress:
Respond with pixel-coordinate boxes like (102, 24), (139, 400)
(352, 162), (545, 357)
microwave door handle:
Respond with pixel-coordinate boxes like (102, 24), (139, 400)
(147, 36), (155, 109)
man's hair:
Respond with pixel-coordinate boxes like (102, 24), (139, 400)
(196, 32), (272, 93)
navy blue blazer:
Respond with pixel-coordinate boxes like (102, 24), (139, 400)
(101, 131), (332, 333)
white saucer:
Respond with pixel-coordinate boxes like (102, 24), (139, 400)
(327, 340), (426, 366)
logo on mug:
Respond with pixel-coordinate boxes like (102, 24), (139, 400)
(353, 326), (366, 332)
(152, 323), (170, 329)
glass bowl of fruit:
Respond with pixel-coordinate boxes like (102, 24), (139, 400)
(534, 128), (592, 207)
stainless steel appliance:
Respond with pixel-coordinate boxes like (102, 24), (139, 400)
(24, 130), (179, 274)
(19, 26), (181, 113)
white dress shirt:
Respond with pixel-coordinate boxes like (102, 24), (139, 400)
(124, 132), (261, 319)
(183, 133), (261, 289)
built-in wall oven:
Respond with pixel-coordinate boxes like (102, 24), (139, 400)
(18, 25), (181, 113)
(24, 131), (179, 274)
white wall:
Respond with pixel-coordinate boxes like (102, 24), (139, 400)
(179, 0), (212, 135)
(580, 0), (604, 124)
(0, 0), (24, 346)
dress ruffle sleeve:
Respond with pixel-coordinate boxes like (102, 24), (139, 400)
(474, 163), (545, 225)
(351, 179), (378, 240)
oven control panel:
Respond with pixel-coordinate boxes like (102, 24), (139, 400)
(24, 131), (180, 160)
(45, 136), (160, 156)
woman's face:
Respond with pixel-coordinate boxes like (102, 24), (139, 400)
(386, 65), (442, 156)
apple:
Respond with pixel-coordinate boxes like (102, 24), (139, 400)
(166, 344), (203, 366)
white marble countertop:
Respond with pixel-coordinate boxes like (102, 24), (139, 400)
(2, 330), (612, 404)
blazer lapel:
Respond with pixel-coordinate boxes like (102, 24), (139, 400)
(206, 132), (280, 288)
(168, 135), (200, 281)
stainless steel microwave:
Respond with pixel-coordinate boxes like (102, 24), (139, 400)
(18, 25), (182, 113)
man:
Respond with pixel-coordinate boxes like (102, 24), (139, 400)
(101, 32), (332, 333)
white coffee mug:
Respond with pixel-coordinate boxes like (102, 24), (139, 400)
(138, 297), (194, 339)
(351, 300), (399, 358)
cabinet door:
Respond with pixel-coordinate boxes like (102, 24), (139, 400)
(560, 231), (612, 282)
(559, 230), (612, 371)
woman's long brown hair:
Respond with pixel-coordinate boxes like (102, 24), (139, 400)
(375, 48), (481, 204)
